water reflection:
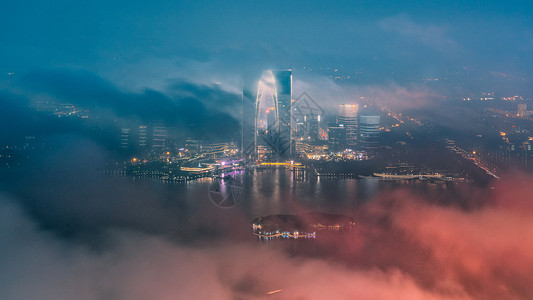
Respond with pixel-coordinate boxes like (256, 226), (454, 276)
(163, 169), (466, 221)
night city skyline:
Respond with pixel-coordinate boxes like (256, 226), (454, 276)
(2, 1), (533, 299)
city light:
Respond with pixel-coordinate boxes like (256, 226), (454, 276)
(2, 2), (533, 300)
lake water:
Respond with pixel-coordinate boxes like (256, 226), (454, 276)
(162, 168), (470, 223)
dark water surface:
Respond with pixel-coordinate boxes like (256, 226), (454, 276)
(0, 163), (483, 243)
(164, 168), (475, 223)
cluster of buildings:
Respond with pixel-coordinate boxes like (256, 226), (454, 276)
(327, 105), (381, 152)
(517, 103), (533, 118)
(119, 124), (169, 154)
(32, 98), (90, 119)
(115, 68), (382, 164)
(242, 69), (381, 162)
(113, 68), (384, 176)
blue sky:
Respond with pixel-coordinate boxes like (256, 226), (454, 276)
(2, 0), (533, 95)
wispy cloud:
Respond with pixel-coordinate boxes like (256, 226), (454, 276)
(293, 75), (439, 114)
(379, 15), (459, 52)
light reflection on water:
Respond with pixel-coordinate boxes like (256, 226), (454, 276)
(165, 169), (462, 220)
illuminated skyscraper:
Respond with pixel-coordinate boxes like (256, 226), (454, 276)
(337, 104), (358, 147)
(271, 69), (293, 158)
(242, 69), (293, 160)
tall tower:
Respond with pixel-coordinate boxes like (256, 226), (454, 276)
(152, 125), (167, 150)
(337, 104), (358, 148)
(306, 113), (319, 141)
(272, 69), (292, 158)
(243, 69), (292, 161)
(242, 78), (258, 159)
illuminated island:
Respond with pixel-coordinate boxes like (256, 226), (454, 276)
(251, 213), (355, 239)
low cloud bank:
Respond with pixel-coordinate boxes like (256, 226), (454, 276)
(1, 173), (532, 299)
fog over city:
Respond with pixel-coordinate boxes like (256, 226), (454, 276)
(2, 1), (533, 299)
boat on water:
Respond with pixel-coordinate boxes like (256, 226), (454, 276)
(370, 173), (447, 181)
(372, 173), (419, 180)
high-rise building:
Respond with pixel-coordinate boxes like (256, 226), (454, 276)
(296, 119), (306, 139)
(358, 114), (380, 150)
(242, 69), (293, 160)
(242, 76), (258, 159)
(337, 104), (358, 147)
(518, 103), (527, 117)
(138, 125), (147, 148)
(152, 126), (167, 149)
(306, 113), (319, 141)
(328, 124), (346, 152)
(120, 128), (130, 149)
(271, 69), (293, 158)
